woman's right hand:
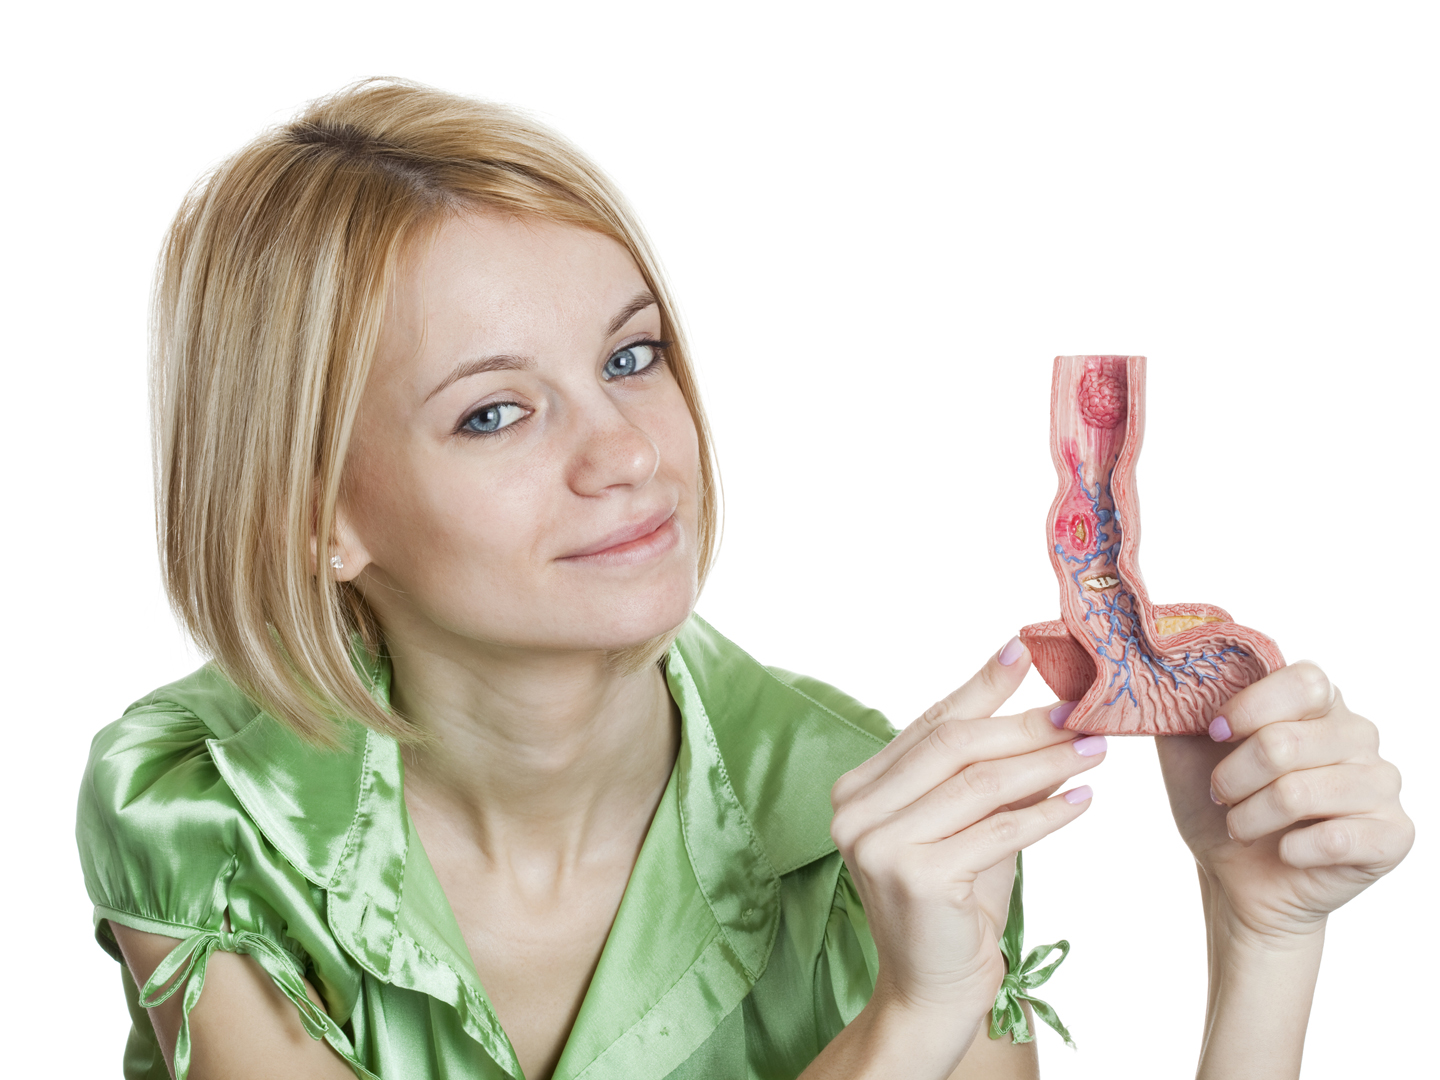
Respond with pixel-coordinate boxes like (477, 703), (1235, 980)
(821, 640), (1105, 1078)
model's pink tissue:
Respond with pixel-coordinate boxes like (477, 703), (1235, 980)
(1020, 357), (1285, 735)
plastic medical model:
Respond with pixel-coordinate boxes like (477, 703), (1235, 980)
(1021, 356), (1285, 735)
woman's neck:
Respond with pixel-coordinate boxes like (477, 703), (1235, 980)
(391, 636), (680, 877)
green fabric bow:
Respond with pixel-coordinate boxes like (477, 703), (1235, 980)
(989, 851), (1075, 1048)
(137, 928), (379, 1080)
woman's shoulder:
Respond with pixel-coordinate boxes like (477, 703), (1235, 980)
(80, 664), (264, 835)
(76, 664), (327, 954)
(80, 664), (258, 852)
(80, 663), (269, 823)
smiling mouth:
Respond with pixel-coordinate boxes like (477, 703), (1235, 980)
(560, 508), (677, 561)
(1083, 575), (1120, 590)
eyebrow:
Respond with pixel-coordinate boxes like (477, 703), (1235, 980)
(606, 292), (658, 337)
(425, 353), (532, 403)
(424, 292), (659, 403)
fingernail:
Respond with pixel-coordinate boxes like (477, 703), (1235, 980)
(998, 636), (1026, 666)
(1208, 715), (1232, 742)
(1073, 734), (1108, 757)
(1210, 785), (1224, 805)
(1049, 701), (1077, 728)
(1063, 785), (1093, 805)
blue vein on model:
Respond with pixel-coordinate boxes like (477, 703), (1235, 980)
(1054, 458), (1246, 708)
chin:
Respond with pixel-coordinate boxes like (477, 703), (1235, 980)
(565, 577), (698, 655)
(600, 599), (696, 654)
(418, 559), (699, 657)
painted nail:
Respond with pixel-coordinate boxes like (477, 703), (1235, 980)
(1049, 701), (1078, 728)
(998, 636), (1026, 666)
(1210, 785), (1225, 806)
(1073, 734), (1108, 757)
(1208, 715), (1232, 742)
(1063, 785), (1093, 805)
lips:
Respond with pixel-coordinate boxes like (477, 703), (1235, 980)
(559, 507), (677, 560)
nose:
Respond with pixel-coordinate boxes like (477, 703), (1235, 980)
(565, 403), (660, 496)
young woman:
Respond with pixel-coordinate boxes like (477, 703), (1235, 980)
(76, 80), (1413, 1080)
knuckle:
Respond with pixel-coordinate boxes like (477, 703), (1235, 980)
(958, 761), (1001, 800)
(849, 830), (894, 874)
(843, 828), (871, 866)
(1292, 663), (1333, 713)
(916, 699), (950, 733)
(1252, 724), (1301, 774)
(829, 808), (860, 853)
(1315, 822), (1353, 862)
(1272, 773), (1311, 816)
(985, 812), (1020, 846)
(928, 717), (977, 759)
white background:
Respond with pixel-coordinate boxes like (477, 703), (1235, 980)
(3, 2), (1435, 1076)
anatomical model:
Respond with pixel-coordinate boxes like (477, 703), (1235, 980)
(1020, 356), (1285, 735)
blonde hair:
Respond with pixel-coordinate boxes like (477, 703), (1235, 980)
(153, 79), (720, 743)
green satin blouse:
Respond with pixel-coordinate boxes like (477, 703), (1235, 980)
(76, 616), (1048, 1079)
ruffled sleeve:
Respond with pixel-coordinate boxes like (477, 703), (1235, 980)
(76, 703), (376, 1080)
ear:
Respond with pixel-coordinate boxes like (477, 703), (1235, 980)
(312, 501), (374, 583)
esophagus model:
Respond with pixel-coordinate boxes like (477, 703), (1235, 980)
(1021, 356), (1285, 736)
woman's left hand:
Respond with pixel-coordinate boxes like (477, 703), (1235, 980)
(1155, 661), (1413, 943)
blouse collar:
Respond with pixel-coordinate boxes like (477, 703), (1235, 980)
(202, 614), (889, 1079)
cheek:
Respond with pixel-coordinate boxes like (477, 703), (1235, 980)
(340, 379), (702, 649)
(652, 385), (702, 493)
(344, 433), (548, 583)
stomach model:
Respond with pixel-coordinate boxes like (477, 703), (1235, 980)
(1020, 356), (1285, 735)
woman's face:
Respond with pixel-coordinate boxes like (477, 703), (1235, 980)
(337, 210), (702, 657)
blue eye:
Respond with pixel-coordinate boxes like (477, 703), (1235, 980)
(602, 343), (659, 381)
(461, 402), (527, 435)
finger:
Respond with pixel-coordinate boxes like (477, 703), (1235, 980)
(1210, 713), (1381, 805)
(835, 637), (1036, 801)
(928, 785), (1096, 876)
(1224, 762), (1402, 843)
(939, 635), (1034, 722)
(880, 735), (1107, 843)
(1278, 813), (1416, 872)
(839, 704), (1084, 820)
(1002, 779), (1065, 813)
(1208, 661), (1337, 742)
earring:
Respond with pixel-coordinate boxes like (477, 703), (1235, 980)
(330, 555), (345, 570)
